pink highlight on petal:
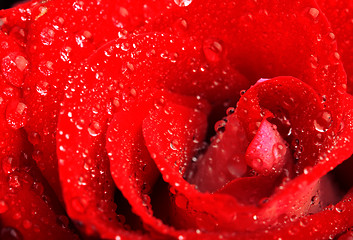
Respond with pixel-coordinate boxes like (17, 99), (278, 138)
(245, 119), (292, 176)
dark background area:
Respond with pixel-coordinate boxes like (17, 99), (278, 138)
(0, 0), (24, 10)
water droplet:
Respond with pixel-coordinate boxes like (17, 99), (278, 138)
(170, 139), (179, 151)
(272, 143), (286, 159)
(174, 0), (192, 7)
(71, 197), (88, 213)
(32, 181), (44, 195)
(2, 157), (17, 175)
(214, 119), (227, 132)
(0, 200), (8, 214)
(6, 101), (27, 129)
(203, 39), (224, 63)
(130, 88), (137, 97)
(38, 60), (54, 76)
(23, 219), (32, 229)
(8, 174), (21, 188)
(175, 18), (188, 32)
(40, 27), (55, 46)
(0, 226), (23, 240)
(112, 97), (120, 108)
(303, 166), (312, 175)
(57, 215), (70, 228)
(60, 46), (72, 62)
(88, 121), (102, 137)
(313, 110), (332, 132)
(308, 8), (319, 19)
(36, 81), (49, 96)
(226, 107), (235, 116)
(73, 1), (84, 11)
(175, 194), (188, 209)
(119, 7), (129, 17)
(2, 53), (27, 87)
(15, 56), (28, 72)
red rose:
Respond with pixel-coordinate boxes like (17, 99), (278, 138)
(1, 0), (353, 239)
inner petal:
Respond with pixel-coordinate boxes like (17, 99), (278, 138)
(186, 112), (249, 193)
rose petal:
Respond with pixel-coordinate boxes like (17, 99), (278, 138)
(107, 88), (210, 237)
(245, 118), (293, 176)
(187, 113), (249, 193)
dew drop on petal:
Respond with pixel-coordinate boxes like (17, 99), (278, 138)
(0, 200), (8, 214)
(308, 8), (319, 19)
(272, 143), (286, 159)
(71, 197), (88, 213)
(203, 39), (224, 63)
(8, 174), (21, 188)
(214, 119), (227, 132)
(174, 0), (192, 7)
(22, 219), (32, 229)
(36, 81), (50, 96)
(313, 110), (332, 132)
(88, 121), (102, 137)
(6, 101), (27, 129)
(0, 226), (23, 240)
(38, 61), (54, 76)
(2, 53), (27, 87)
(40, 27), (55, 46)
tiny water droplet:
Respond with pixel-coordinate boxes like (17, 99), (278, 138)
(303, 167), (312, 175)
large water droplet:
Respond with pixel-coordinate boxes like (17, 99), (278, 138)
(203, 39), (224, 63)
(0, 226), (23, 240)
(88, 121), (102, 137)
(6, 101), (27, 129)
(2, 53), (27, 87)
(22, 219), (32, 229)
(36, 81), (50, 96)
(214, 119), (227, 132)
(40, 27), (55, 46)
(272, 143), (286, 159)
(313, 110), (332, 132)
(38, 60), (54, 76)
(308, 8), (319, 19)
(60, 46), (72, 62)
(8, 174), (21, 189)
(174, 0), (192, 7)
(0, 200), (8, 214)
(71, 197), (88, 213)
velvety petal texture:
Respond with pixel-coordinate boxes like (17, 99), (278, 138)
(0, 0), (353, 239)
